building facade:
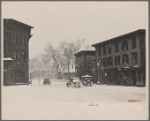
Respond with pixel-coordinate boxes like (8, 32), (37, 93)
(74, 50), (97, 83)
(4, 19), (33, 85)
(92, 29), (145, 86)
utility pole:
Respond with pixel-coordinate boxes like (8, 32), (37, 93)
(97, 62), (100, 83)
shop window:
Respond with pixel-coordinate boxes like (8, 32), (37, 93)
(115, 56), (120, 66)
(123, 54), (129, 65)
(132, 52), (138, 64)
(132, 38), (136, 49)
(108, 57), (113, 66)
(122, 40), (128, 51)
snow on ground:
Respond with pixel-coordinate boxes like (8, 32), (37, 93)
(2, 79), (148, 120)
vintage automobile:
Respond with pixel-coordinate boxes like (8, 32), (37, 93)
(66, 77), (81, 88)
(82, 75), (92, 86)
(43, 78), (51, 85)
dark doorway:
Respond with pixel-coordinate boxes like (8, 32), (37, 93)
(131, 70), (136, 85)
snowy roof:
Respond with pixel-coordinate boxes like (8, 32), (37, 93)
(73, 49), (95, 56)
(3, 57), (13, 60)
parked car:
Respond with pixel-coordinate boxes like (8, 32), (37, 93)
(66, 77), (81, 88)
(43, 79), (51, 85)
(82, 75), (92, 86)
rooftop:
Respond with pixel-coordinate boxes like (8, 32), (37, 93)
(74, 49), (95, 56)
(92, 29), (145, 47)
(4, 18), (34, 28)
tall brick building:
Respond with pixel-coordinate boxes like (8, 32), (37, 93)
(3, 19), (33, 85)
(74, 50), (97, 83)
(92, 29), (145, 86)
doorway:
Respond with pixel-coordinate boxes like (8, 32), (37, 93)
(131, 70), (136, 85)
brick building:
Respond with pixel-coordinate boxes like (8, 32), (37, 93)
(4, 19), (33, 85)
(74, 50), (97, 83)
(92, 29), (145, 86)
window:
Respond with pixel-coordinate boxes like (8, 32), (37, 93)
(108, 45), (112, 54)
(5, 50), (9, 57)
(108, 57), (113, 66)
(122, 40), (128, 51)
(22, 37), (26, 45)
(132, 38), (136, 49)
(15, 35), (18, 44)
(22, 52), (25, 60)
(22, 37), (24, 45)
(98, 47), (101, 56)
(14, 51), (17, 59)
(136, 36), (140, 41)
(18, 36), (21, 45)
(103, 44), (106, 55)
(18, 51), (21, 59)
(98, 59), (102, 67)
(115, 42), (119, 52)
(103, 58), (107, 67)
(132, 52), (138, 64)
(115, 56), (120, 66)
(123, 54), (129, 65)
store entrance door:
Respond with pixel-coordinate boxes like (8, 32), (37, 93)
(131, 70), (136, 85)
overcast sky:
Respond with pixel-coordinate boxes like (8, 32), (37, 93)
(2, 1), (148, 59)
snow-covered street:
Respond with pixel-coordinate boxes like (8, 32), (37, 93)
(2, 80), (148, 120)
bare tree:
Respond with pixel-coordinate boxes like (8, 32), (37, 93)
(44, 43), (67, 78)
(43, 39), (89, 79)
(59, 40), (82, 76)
